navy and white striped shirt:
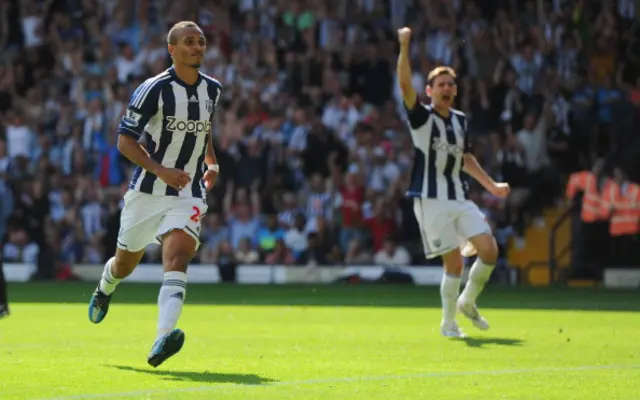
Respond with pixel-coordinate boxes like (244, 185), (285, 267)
(405, 99), (470, 201)
(118, 67), (222, 200)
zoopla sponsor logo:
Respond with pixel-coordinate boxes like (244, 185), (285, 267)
(166, 116), (211, 134)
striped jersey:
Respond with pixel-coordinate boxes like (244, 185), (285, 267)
(404, 98), (470, 201)
(117, 67), (222, 200)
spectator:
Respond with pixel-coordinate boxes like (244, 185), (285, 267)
(365, 197), (397, 253)
(516, 102), (561, 224)
(344, 237), (373, 265)
(256, 213), (286, 258)
(284, 213), (308, 262)
(496, 133), (529, 242)
(224, 182), (260, 250)
(265, 238), (295, 266)
(332, 163), (365, 252)
(217, 241), (237, 282)
(298, 232), (329, 266)
(3, 226), (39, 264)
(301, 173), (333, 227)
(277, 192), (302, 229)
(373, 237), (410, 267)
(234, 238), (259, 265)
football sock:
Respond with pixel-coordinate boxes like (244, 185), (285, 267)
(460, 258), (495, 305)
(440, 273), (461, 325)
(156, 271), (187, 340)
(98, 257), (121, 295)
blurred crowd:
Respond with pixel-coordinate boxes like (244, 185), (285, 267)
(1, 0), (639, 279)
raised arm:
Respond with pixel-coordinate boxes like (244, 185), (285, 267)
(397, 27), (418, 110)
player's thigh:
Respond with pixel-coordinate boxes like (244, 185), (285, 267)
(456, 201), (498, 262)
(118, 191), (165, 253)
(412, 198), (458, 258)
(157, 198), (206, 272)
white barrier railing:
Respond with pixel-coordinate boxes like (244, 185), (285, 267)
(4, 263), (454, 285)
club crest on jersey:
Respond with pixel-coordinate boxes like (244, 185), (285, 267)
(205, 100), (214, 113)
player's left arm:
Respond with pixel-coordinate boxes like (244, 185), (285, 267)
(461, 120), (510, 198)
(204, 133), (218, 170)
(203, 83), (222, 190)
(462, 153), (498, 190)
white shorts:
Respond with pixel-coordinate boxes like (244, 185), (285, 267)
(117, 190), (207, 253)
(413, 198), (491, 259)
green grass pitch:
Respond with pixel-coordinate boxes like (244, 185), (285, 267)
(1, 282), (639, 399)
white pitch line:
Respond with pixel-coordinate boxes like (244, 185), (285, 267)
(29, 364), (640, 400)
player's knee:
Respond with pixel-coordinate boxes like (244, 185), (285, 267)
(161, 229), (196, 272)
(164, 254), (191, 273)
(441, 250), (464, 276)
(475, 235), (498, 265)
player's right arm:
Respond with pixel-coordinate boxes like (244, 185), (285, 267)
(397, 27), (417, 109)
(397, 27), (429, 129)
(117, 80), (190, 191)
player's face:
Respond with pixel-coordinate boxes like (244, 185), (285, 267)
(427, 74), (457, 107)
(169, 27), (206, 69)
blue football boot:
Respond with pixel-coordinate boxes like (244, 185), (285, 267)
(147, 328), (185, 368)
(88, 288), (112, 323)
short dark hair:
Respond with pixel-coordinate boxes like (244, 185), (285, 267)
(167, 21), (202, 45)
(427, 66), (457, 86)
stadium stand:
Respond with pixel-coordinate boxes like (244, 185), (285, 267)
(0, 0), (638, 282)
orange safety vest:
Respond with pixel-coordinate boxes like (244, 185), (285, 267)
(565, 171), (606, 222)
(600, 181), (640, 236)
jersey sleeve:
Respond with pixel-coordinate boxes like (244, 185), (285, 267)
(117, 80), (163, 139)
(403, 95), (430, 129)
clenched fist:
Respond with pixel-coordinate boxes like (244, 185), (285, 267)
(397, 27), (412, 46)
(489, 182), (511, 198)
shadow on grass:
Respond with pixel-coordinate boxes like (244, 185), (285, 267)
(107, 364), (277, 385)
(461, 337), (525, 349)
(8, 282), (640, 311)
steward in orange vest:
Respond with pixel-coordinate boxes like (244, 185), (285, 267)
(565, 161), (610, 278)
(599, 168), (640, 267)
(566, 170), (609, 222)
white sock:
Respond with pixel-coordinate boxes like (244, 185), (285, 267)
(157, 271), (187, 340)
(98, 257), (121, 295)
(460, 258), (495, 305)
(440, 273), (461, 325)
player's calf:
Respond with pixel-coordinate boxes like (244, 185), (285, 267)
(458, 233), (498, 329)
(150, 229), (196, 364)
(156, 270), (187, 338)
(89, 249), (144, 324)
(89, 257), (118, 324)
(440, 249), (464, 332)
